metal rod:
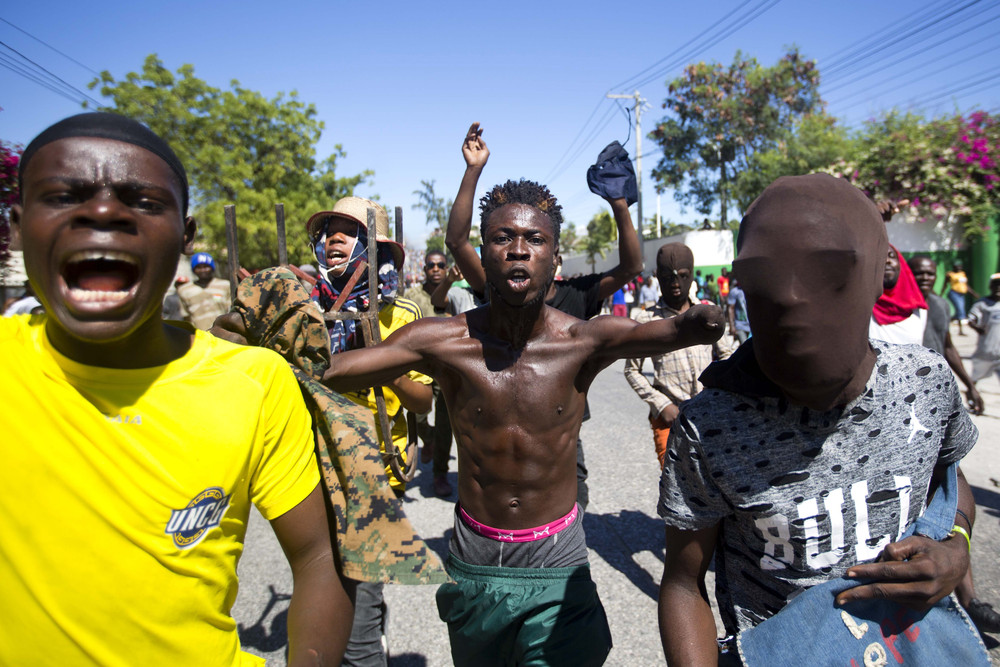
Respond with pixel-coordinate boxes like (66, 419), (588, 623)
(224, 205), (240, 301)
(275, 203), (287, 267)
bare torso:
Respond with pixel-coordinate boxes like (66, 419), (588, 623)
(417, 305), (605, 529)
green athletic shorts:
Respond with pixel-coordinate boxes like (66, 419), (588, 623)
(436, 554), (613, 666)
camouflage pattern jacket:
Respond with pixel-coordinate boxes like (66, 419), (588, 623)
(232, 268), (447, 584)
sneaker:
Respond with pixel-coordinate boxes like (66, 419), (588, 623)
(966, 598), (1000, 634)
(433, 474), (453, 498)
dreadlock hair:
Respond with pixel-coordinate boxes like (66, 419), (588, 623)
(479, 179), (562, 247)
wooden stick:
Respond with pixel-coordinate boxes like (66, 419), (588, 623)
(275, 203), (288, 267)
(224, 205), (239, 302)
(394, 206), (403, 246)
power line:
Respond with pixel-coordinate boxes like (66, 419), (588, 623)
(818, 0), (943, 67)
(0, 17), (100, 75)
(543, 97), (607, 184)
(828, 41), (1000, 107)
(823, 2), (1000, 95)
(625, 0), (782, 93)
(0, 63), (81, 105)
(822, 0), (987, 80)
(911, 67), (1000, 107)
(607, 0), (757, 92)
(546, 0), (781, 186)
(0, 52), (86, 105)
(544, 102), (621, 184)
(822, 10), (1000, 98)
(0, 39), (101, 106)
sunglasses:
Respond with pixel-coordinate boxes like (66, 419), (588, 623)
(425, 261), (447, 269)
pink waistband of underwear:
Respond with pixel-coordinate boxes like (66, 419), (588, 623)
(458, 504), (579, 543)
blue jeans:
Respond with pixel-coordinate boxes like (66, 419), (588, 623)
(949, 290), (968, 321)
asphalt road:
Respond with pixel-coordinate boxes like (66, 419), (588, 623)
(233, 325), (1000, 665)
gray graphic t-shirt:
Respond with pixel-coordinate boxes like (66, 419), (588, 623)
(658, 340), (977, 634)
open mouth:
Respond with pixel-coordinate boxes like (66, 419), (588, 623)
(62, 250), (140, 303)
(507, 268), (530, 292)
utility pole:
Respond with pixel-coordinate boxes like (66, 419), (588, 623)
(607, 90), (647, 256)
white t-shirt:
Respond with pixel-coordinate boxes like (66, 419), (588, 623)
(869, 309), (927, 346)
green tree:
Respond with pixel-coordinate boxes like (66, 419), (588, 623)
(732, 112), (849, 212)
(412, 179), (451, 257)
(560, 221), (582, 254)
(88, 54), (372, 268)
(583, 210), (617, 273)
(826, 111), (1000, 239)
(650, 48), (822, 228)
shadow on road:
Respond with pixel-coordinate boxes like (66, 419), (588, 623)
(971, 484), (1000, 520)
(238, 585), (290, 655)
(389, 653), (429, 666)
(583, 510), (667, 601)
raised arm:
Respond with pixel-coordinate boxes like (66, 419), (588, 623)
(659, 523), (721, 667)
(595, 198), (643, 300)
(445, 123), (489, 294)
(430, 265), (463, 311)
(322, 319), (436, 394)
(271, 485), (353, 666)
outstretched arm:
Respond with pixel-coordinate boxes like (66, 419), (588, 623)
(836, 464), (974, 609)
(445, 123), (489, 294)
(659, 523), (721, 667)
(272, 485), (353, 666)
(322, 319), (435, 394)
(590, 303), (726, 366)
(943, 331), (984, 414)
(595, 197), (643, 300)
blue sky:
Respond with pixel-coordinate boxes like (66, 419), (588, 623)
(3, 0), (998, 253)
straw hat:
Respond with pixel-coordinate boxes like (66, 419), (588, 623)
(306, 197), (405, 269)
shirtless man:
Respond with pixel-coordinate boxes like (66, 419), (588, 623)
(446, 122), (642, 513)
(324, 178), (724, 666)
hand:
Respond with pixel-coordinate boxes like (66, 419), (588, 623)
(677, 304), (726, 345)
(836, 534), (969, 610)
(209, 311), (249, 346)
(875, 198), (911, 222)
(462, 122), (489, 169)
(445, 265), (463, 284)
(966, 386), (984, 415)
(657, 403), (680, 429)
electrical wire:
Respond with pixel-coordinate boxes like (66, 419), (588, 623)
(607, 0), (757, 93)
(823, 11), (1000, 99)
(0, 39), (101, 106)
(821, 0), (987, 80)
(0, 53), (86, 105)
(0, 17), (100, 75)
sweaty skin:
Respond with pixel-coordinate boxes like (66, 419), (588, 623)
(14, 131), (350, 665)
(326, 202), (724, 529)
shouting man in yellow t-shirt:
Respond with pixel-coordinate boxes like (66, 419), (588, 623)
(3, 112), (350, 666)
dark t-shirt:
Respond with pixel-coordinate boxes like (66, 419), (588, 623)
(659, 339), (977, 633)
(923, 293), (950, 355)
(547, 273), (604, 320)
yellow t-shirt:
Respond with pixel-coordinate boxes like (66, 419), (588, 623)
(0, 316), (317, 667)
(947, 270), (969, 294)
(343, 297), (432, 491)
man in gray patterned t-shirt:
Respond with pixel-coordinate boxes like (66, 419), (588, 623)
(657, 174), (979, 665)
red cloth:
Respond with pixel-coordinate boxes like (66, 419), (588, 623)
(872, 245), (927, 325)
